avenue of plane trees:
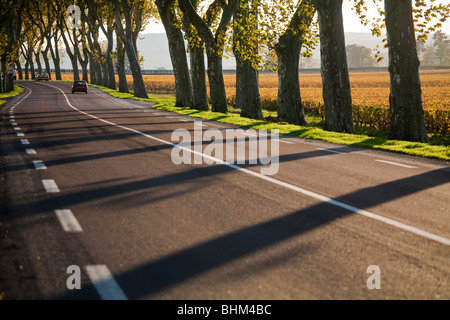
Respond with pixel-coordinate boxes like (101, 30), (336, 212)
(0, 0), (449, 142)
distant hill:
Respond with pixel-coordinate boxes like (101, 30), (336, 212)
(58, 32), (390, 70)
(136, 32), (389, 70)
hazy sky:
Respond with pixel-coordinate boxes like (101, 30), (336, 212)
(144, 1), (450, 35)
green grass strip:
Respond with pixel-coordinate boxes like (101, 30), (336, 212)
(0, 85), (24, 100)
(89, 84), (450, 161)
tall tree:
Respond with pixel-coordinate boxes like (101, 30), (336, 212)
(156, 0), (192, 108)
(433, 31), (450, 66)
(116, 35), (129, 93)
(55, 0), (81, 81)
(0, 0), (26, 93)
(41, 42), (52, 78)
(179, 0), (236, 113)
(19, 15), (38, 81)
(113, 0), (149, 99)
(83, 7), (105, 85)
(182, 0), (209, 111)
(315, 0), (354, 133)
(50, 30), (63, 81)
(385, 0), (428, 142)
(346, 44), (377, 68)
(274, 0), (315, 126)
(29, 1), (56, 79)
(233, 0), (264, 120)
(84, 0), (117, 89)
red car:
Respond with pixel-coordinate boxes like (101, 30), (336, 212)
(72, 80), (88, 94)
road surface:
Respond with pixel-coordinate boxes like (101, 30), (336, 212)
(0, 81), (449, 300)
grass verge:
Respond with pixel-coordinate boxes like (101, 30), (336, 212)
(90, 84), (449, 161)
(0, 85), (24, 101)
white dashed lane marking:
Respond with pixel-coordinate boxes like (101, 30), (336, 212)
(375, 159), (417, 169)
(33, 160), (47, 170)
(85, 265), (128, 300)
(55, 210), (83, 233)
(42, 179), (60, 193)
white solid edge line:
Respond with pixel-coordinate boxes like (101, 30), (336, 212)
(44, 83), (450, 247)
(55, 209), (83, 233)
(42, 179), (60, 193)
(85, 265), (128, 300)
(9, 86), (32, 109)
(375, 159), (417, 169)
(243, 131), (294, 145)
(316, 148), (345, 154)
(91, 87), (288, 144)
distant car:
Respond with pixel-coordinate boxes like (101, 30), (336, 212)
(36, 72), (49, 81)
(72, 80), (88, 94)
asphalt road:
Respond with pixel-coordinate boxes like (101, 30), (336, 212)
(0, 81), (449, 300)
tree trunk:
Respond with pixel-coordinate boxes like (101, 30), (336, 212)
(206, 50), (228, 113)
(316, 0), (354, 133)
(61, 32), (80, 81)
(236, 57), (264, 119)
(89, 54), (97, 84)
(85, 15), (102, 85)
(275, 41), (304, 125)
(114, 0), (148, 99)
(105, 27), (116, 89)
(15, 60), (23, 80)
(94, 60), (103, 85)
(156, 0), (192, 108)
(34, 50), (43, 73)
(0, 60), (5, 93)
(234, 0), (264, 120)
(50, 34), (62, 80)
(385, 0), (428, 142)
(90, 35), (107, 86)
(29, 53), (36, 80)
(24, 61), (29, 80)
(89, 52), (97, 84)
(6, 73), (13, 92)
(0, 57), (13, 92)
(274, 0), (314, 126)
(42, 47), (52, 79)
(182, 0), (209, 110)
(190, 47), (209, 110)
(78, 52), (89, 82)
(276, 38), (308, 125)
(116, 36), (128, 93)
(123, 37), (147, 98)
(178, 0), (233, 113)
